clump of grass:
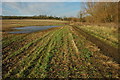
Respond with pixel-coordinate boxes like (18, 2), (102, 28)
(80, 48), (93, 60)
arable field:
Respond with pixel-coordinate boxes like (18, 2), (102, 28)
(2, 20), (119, 78)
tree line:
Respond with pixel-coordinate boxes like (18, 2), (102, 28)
(2, 15), (82, 23)
(2, 15), (63, 20)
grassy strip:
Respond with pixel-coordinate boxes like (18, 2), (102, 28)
(46, 26), (70, 78)
(69, 28), (101, 78)
(79, 25), (118, 48)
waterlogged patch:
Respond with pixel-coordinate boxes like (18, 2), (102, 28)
(8, 26), (61, 34)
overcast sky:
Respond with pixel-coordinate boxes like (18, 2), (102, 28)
(2, 2), (85, 17)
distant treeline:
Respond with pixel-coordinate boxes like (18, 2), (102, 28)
(2, 15), (63, 20)
(2, 15), (82, 23)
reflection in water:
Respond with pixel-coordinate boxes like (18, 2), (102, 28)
(8, 26), (60, 34)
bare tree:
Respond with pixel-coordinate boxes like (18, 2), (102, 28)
(80, 2), (118, 23)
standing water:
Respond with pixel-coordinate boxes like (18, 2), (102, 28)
(8, 26), (61, 34)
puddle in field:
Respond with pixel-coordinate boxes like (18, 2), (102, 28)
(8, 26), (61, 34)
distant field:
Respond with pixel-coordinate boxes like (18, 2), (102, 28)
(2, 19), (68, 31)
(2, 20), (119, 78)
